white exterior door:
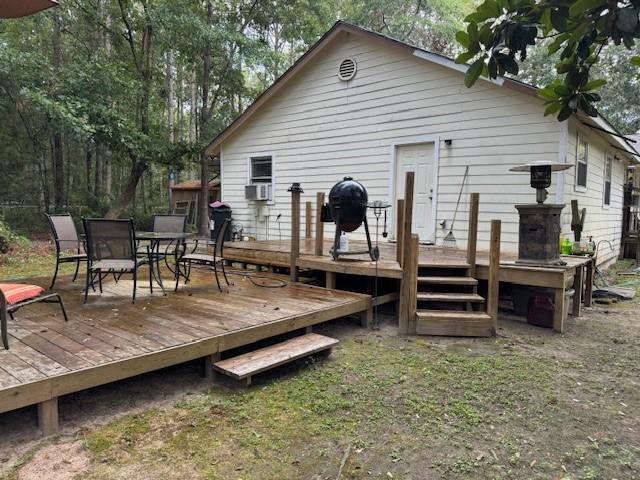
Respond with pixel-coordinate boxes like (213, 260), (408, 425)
(395, 143), (435, 242)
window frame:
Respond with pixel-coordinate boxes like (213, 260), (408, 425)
(575, 132), (589, 192)
(603, 152), (613, 207)
(247, 153), (275, 203)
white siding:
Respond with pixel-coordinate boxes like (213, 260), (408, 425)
(562, 118), (631, 265)
(220, 31), (562, 253)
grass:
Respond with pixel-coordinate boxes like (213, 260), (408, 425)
(0, 241), (73, 280)
(1, 254), (639, 479)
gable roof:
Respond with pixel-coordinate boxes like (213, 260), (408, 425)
(205, 20), (638, 160)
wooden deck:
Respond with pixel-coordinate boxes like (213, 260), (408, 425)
(224, 238), (594, 333)
(0, 270), (370, 432)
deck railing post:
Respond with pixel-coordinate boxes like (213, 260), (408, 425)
(289, 183), (304, 282)
(487, 219), (501, 335)
(467, 193), (479, 278)
(398, 172), (415, 334)
(396, 198), (405, 265)
(305, 201), (312, 239)
(399, 234), (419, 334)
(315, 192), (325, 256)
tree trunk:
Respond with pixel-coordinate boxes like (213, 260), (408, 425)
(199, 1), (213, 236)
(106, 9), (153, 218)
(95, 150), (103, 197)
(52, 14), (64, 210)
(105, 161), (147, 218)
(166, 49), (175, 143)
(86, 148), (92, 197)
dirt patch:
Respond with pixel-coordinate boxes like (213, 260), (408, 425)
(17, 441), (88, 480)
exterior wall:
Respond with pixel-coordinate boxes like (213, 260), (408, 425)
(562, 118), (632, 265)
(219, 31), (562, 253)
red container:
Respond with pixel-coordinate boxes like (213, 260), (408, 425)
(526, 295), (554, 328)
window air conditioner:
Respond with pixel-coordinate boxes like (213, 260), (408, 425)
(245, 184), (270, 201)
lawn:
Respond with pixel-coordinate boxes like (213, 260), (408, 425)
(1, 251), (639, 480)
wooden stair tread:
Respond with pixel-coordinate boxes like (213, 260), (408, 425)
(416, 310), (494, 337)
(416, 310), (491, 320)
(416, 292), (484, 302)
(213, 333), (338, 379)
(417, 276), (477, 285)
(418, 261), (469, 269)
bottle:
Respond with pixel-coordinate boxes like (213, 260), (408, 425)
(339, 232), (349, 252)
(562, 236), (572, 255)
(587, 236), (596, 256)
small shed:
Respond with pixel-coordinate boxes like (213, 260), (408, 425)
(170, 178), (221, 226)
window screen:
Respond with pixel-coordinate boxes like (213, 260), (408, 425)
(576, 136), (588, 188)
(604, 154), (613, 205)
(250, 156), (272, 183)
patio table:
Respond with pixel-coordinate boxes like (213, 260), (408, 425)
(136, 231), (189, 294)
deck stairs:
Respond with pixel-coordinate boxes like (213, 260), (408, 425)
(415, 260), (494, 337)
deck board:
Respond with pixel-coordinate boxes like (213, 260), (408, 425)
(0, 269), (370, 415)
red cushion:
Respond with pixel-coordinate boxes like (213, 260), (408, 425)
(0, 283), (45, 305)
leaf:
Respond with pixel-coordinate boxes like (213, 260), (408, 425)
(538, 86), (558, 101)
(582, 79), (606, 91)
(464, 57), (485, 88)
(455, 52), (475, 64)
(631, 56), (640, 66)
(569, 0), (606, 17)
(467, 22), (479, 44)
(557, 105), (574, 121)
(544, 102), (562, 116)
(615, 7), (639, 33)
(551, 8), (568, 32)
(477, 0), (501, 19)
(456, 31), (470, 48)
(499, 55), (519, 75)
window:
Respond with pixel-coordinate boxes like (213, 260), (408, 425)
(576, 134), (588, 189)
(604, 153), (613, 206)
(250, 156), (272, 183)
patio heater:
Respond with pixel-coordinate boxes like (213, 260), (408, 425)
(509, 161), (573, 266)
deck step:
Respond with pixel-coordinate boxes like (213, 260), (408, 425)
(416, 310), (493, 337)
(418, 276), (478, 286)
(418, 262), (470, 269)
(213, 333), (338, 385)
(417, 292), (484, 303)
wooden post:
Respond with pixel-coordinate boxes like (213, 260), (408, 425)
(204, 352), (221, 380)
(553, 288), (565, 333)
(289, 183), (303, 282)
(305, 201), (312, 239)
(399, 172), (416, 334)
(38, 397), (59, 436)
(572, 265), (584, 317)
(396, 198), (405, 265)
(584, 258), (594, 307)
(325, 271), (336, 289)
(466, 193), (479, 278)
(315, 192), (325, 256)
(487, 219), (501, 335)
(399, 234), (419, 334)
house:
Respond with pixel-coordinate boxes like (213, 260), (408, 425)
(205, 21), (639, 266)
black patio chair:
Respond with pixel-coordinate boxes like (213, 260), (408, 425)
(147, 214), (188, 273)
(175, 218), (231, 292)
(83, 218), (149, 304)
(45, 213), (87, 289)
(0, 283), (68, 349)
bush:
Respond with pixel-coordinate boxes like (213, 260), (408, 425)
(0, 219), (29, 254)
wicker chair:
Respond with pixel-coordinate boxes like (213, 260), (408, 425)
(45, 214), (87, 289)
(83, 218), (148, 304)
(175, 219), (231, 292)
(0, 284), (67, 349)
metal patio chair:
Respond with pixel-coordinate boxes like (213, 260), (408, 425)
(83, 218), (148, 304)
(45, 213), (87, 289)
(175, 218), (231, 292)
(0, 283), (68, 349)
(148, 214), (187, 273)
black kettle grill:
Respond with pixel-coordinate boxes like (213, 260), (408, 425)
(324, 177), (377, 261)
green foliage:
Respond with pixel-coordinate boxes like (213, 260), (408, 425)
(457, 0), (640, 122)
(0, 219), (29, 255)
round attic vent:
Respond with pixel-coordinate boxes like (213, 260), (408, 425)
(338, 58), (357, 81)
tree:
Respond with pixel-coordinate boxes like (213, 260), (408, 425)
(456, 0), (640, 122)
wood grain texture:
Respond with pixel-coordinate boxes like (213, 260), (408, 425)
(487, 219), (501, 335)
(213, 333), (338, 379)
